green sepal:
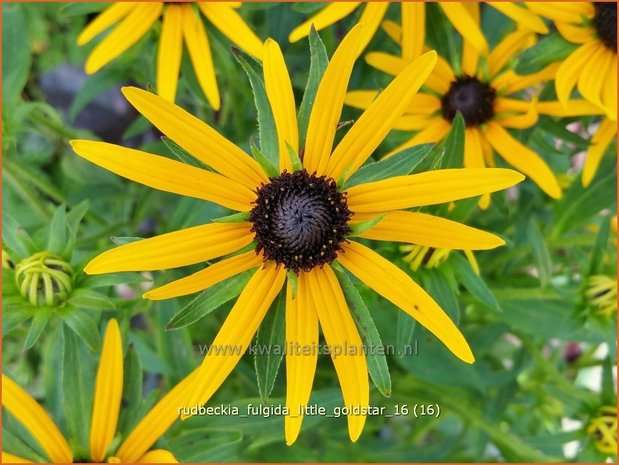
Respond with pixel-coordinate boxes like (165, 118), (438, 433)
(214, 212), (251, 224)
(250, 141), (279, 179)
(349, 213), (386, 237)
(23, 308), (52, 350)
(287, 270), (298, 298)
(286, 142), (303, 172)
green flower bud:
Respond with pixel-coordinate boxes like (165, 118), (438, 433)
(15, 252), (73, 307)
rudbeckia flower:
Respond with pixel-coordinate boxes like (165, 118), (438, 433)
(347, 7), (562, 203)
(78, 2), (263, 107)
(525, 2), (617, 120)
(2, 319), (195, 463)
(71, 26), (524, 444)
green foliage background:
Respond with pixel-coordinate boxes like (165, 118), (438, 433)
(2, 2), (617, 463)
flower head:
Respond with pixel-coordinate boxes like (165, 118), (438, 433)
(15, 251), (73, 307)
(71, 26), (524, 444)
(585, 275), (617, 316)
(587, 405), (618, 455)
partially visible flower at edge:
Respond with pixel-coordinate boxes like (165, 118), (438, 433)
(587, 405), (618, 455)
(585, 275), (617, 316)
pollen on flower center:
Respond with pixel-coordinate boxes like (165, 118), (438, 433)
(594, 2), (617, 51)
(249, 169), (352, 273)
(441, 76), (496, 127)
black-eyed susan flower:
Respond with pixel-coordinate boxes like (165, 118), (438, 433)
(71, 26), (524, 444)
(585, 275), (617, 316)
(2, 319), (195, 463)
(78, 2), (263, 107)
(587, 406), (618, 455)
(347, 7), (562, 203)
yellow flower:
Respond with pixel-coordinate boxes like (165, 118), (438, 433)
(2, 319), (195, 463)
(526, 2), (617, 120)
(78, 2), (263, 108)
(402, 245), (479, 274)
(587, 406), (618, 455)
(347, 4), (562, 204)
(585, 275), (617, 316)
(71, 26), (524, 444)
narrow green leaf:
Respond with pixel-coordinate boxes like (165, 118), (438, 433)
(64, 200), (90, 258)
(70, 70), (125, 121)
(3, 308), (33, 335)
(111, 236), (143, 245)
(167, 270), (254, 330)
(255, 291), (286, 401)
(440, 112), (465, 169)
(600, 357), (615, 405)
(450, 253), (501, 311)
(516, 33), (579, 75)
(588, 215), (612, 275)
(335, 267), (392, 397)
(162, 136), (209, 169)
(349, 213), (386, 236)
(23, 309), (52, 349)
(2, 213), (38, 261)
(122, 115), (151, 140)
(60, 309), (102, 351)
(250, 142), (279, 178)
(527, 221), (552, 287)
(47, 204), (67, 256)
(81, 273), (151, 289)
(59, 2), (107, 16)
(214, 211), (251, 223)
(1, 427), (46, 463)
(421, 269), (460, 323)
(170, 430), (242, 463)
(395, 307), (416, 358)
(298, 27), (329, 149)
(68, 289), (116, 310)
(118, 345), (144, 436)
(287, 142), (303, 172)
(2, 4), (31, 108)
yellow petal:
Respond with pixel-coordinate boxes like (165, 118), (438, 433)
(139, 449), (178, 463)
(355, 211), (504, 249)
(77, 2), (136, 45)
(84, 222), (254, 274)
(488, 29), (534, 78)
(383, 118), (451, 159)
(555, 20), (595, 44)
(577, 42), (612, 111)
(439, 2), (487, 54)
(304, 24), (365, 175)
(494, 97), (539, 129)
(183, 264), (286, 413)
(85, 2), (162, 74)
(555, 41), (599, 107)
(344, 90), (379, 110)
(464, 128), (491, 207)
(461, 3), (480, 75)
(381, 19), (402, 44)
(144, 251), (262, 300)
(537, 99), (603, 117)
(392, 114), (436, 131)
(355, 2), (390, 52)
(181, 5), (220, 110)
(487, 2), (549, 34)
(90, 319), (124, 463)
(264, 39), (298, 172)
(346, 167), (524, 212)
(2, 375), (73, 463)
(198, 3), (263, 59)
(492, 63), (560, 95)
(327, 51), (437, 181)
(464, 249), (481, 275)
(401, 2), (425, 61)
(338, 241), (474, 363)
(285, 276), (319, 446)
(426, 53), (455, 94)
(583, 118), (617, 186)
(602, 53), (617, 121)
(70, 140), (255, 212)
(365, 51), (405, 77)
(116, 369), (201, 463)
(156, 5), (183, 102)
(524, 2), (594, 23)
(121, 86), (267, 189)
(2, 452), (33, 463)
(308, 266), (369, 442)
(288, 2), (361, 42)
(485, 121), (562, 199)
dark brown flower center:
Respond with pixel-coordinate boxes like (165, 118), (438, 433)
(250, 170), (351, 273)
(441, 76), (496, 127)
(594, 2), (617, 51)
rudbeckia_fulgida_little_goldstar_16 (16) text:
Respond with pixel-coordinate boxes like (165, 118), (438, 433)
(70, 25), (524, 445)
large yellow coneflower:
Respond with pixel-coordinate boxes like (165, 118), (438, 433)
(2, 319), (195, 463)
(71, 26), (523, 445)
(347, 6), (562, 203)
(78, 2), (263, 108)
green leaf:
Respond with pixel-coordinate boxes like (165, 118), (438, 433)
(600, 357), (615, 404)
(421, 269), (460, 323)
(47, 204), (67, 256)
(23, 309), (52, 349)
(516, 33), (579, 75)
(82, 273), (151, 289)
(298, 26), (329, 149)
(167, 270), (254, 330)
(439, 112), (465, 169)
(1, 427), (46, 463)
(122, 115), (152, 140)
(70, 69), (125, 121)
(3, 308), (33, 335)
(344, 144), (433, 188)
(425, 3), (460, 75)
(162, 136), (208, 169)
(589, 215), (612, 275)
(59, 2), (107, 16)
(287, 142), (303, 172)
(60, 309), (102, 351)
(395, 307), (416, 358)
(250, 142), (279, 178)
(349, 213), (386, 236)
(68, 289), (116, 310)
(335, 267), (391, 397)
(213, 212), (250, 223)
(254, 290), (286, 401)
(450, 253), (501, 312)
(527, 221), (552, 287)
(118, 345), (144, 436)
(64, 200), (90, 258)
(170, 430), (242, 463)
(2, 4), (31, 109)
(110, 236), (143, 246)
(2, 213), (38, 261)
(232, 47), (279, 169)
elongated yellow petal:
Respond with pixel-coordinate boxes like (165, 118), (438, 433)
(392, 114), (436, 131)
(85, 2), (162, 74)
(77, 2), (136, 45)
(488, 29), (534, 78)
(577, 42), (612, 111)
(427, 53), (455, 94)
(384, 118), (450, 158)
(2, 452), (33, 463)
(382, 19), (402, 44)
(139, 449), (178, 463)
(85, 222), (254, 274)
(583, 118), (617, 186)
(365, 51), (405, 77)
(2, 375), (73, 463)
(495, 97), (538, 129)
(602, 54), (617, 121)
(347, 167), (523, 212)
(492, 62), (560, 95)
(327, 51), (437, 181)
(288, 2), (361, 42)
(144, 251), (262, 300)
(346, 90), (440, 116)
(198, 3), (263, 59)
(439, 2), (487, 54)
(464, 128), (491, 207)
(264, 39), (298, 172)
(487, 2), (548, 34)
(338, 241), (474, 363)
(485, 122), (562, 199)
(304, 24), (364, 175)
(309, 265), (369, 442)
(524, 2), (594, 23)
(156, 5), (183, 102)
(555, 41), (599, 107)
(537, 99), (603, 117)
(461, 3), (480, 75)
(121, 86), (267, 189)
(70, 140), (255, 212)
(355, 2), (389, 52)
(183, 264), (286, 413)
(356, 211), (504, 249)
(401, 2), (425, 61)
(116, 369), (201, 463)
(285, 276), (318, 446)
(556, 21), (595, 44)
(90, 319), (123, 463)
(181, 5), (220, 110)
